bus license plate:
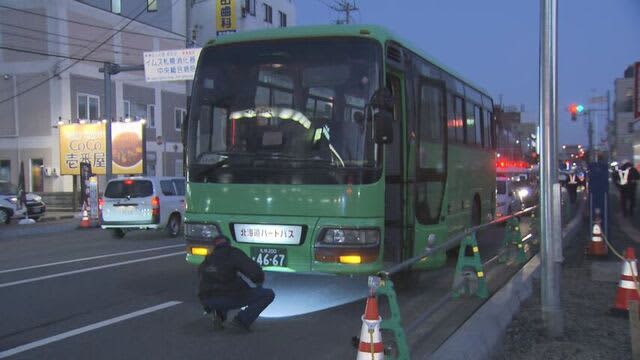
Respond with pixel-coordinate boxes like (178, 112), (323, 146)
(251, 248), (287, 267)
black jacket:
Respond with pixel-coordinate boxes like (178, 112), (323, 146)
(613, 162), (640, 191)
(197, 244), (264, 299)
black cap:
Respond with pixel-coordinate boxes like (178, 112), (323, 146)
(212, 235), (230, 248)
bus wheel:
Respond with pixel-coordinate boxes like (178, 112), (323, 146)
(471, 197), (481, 226)
(112, 228), (126, 239)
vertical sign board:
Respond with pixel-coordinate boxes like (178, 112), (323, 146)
(59, 123), (107, 175)
(79, 162), (92, 208)
(89, 176), (99, 219)
(111, 122), (144, 175)
(216, 0), (237, 34)
(143, 48), (202, 82)
(634, 62), (640, 120)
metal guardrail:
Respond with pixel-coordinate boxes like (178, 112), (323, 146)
(363, 206), (540, 360)
(378, 206), (539, 279)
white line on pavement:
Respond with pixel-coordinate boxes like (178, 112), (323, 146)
(0, 301), (182, 358)
(0, 252), (184, 289)
(0, 244), (184, 274)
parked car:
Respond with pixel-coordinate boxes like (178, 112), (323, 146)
(496, 176), (522, 218)
(100, 176), (185, 238)
(0, 180), (46, 224)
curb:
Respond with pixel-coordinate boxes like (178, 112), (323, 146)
(429, 202), (584, 360)
(1, 220), (80, 238)
(37, 215), (75, 223)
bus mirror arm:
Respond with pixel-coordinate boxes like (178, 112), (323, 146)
(370, 88), (394, 111)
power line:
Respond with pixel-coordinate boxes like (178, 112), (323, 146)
(0, 1), (155, 105)
(2, 0), (153, 96)
(0, 4), (184, 42)
(0, 21), (153, 53)
(1, 31), (144, 58)
(0, 46), (137, 65)
(315, 0), (359, 24)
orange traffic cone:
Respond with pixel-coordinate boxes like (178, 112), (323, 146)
(79, 209), (91, 228)
(612, 247), (640, 314)
(356, 295), (384, 360)
(586, 222), (607, 256)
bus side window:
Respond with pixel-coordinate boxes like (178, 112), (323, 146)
(465, 102), (476, 145)
(447, 94), (456, 142)
(454, 96), (464, 143)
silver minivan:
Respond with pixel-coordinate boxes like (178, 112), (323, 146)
(100, 176), (185, 238)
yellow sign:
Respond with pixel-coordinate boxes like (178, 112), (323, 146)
(112, 122), (144, 175)
(59, 123), (107, 175)
(216, 0), (236, 33)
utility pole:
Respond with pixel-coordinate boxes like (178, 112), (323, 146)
(99, 63), (145, 180)
(330, 0), (358, 24)
(539, 0), (563, 337)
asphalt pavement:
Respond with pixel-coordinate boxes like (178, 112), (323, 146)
(0, 220), (535, 360)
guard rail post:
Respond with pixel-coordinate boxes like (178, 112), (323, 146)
(372, 275), (410, 360)
(453, 232), (488, 298)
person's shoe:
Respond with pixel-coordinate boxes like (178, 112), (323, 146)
(212, 313), (224, 331)
(228, 317), (251, 333)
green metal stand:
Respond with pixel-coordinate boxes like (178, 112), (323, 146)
(499, 217), (526, 264)
(453, 233), (488, 298)
(375, 278), (410, 360)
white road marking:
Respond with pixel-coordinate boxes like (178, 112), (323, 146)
(0, 301), (182, 359)
(0, 244), (184, 274)
(0, 252), (184, 289)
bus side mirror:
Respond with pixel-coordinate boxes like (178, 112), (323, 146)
(374, 110), (393, 144)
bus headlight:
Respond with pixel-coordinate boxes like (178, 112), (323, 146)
(517, 188), (530, 198)
(185, 223), (220, 241)
(317, 228), (380, 246)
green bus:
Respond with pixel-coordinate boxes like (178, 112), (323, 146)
(184, 25), (496, 274)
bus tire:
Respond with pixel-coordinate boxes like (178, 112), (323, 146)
(471, 196), (481, 227)
(112, 228), (126, 239)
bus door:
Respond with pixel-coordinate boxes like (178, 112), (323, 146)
(384, 72), (406, 263)
(413, 79), (448, 267)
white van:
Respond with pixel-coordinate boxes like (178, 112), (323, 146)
(100, 176), (185, 238)
(496, 176), (522, 218)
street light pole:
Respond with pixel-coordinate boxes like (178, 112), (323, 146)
(539, 0), (563, 337)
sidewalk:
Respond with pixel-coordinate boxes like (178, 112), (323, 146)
(498, 194), (637, 359)
(1, 211), (85, 239)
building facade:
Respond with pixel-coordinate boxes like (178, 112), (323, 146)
(0, 0), (295, 193)
(613, 64), (636, 164)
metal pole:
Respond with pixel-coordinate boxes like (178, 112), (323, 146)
(588, 110), (594, 162)
(104, 62), (113, 180)
(539, 0), (563, 337)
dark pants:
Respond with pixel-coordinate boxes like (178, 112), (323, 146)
(620, 186), (637, 217)
(201, 287), (275, 327)
(567, 185), (578, 204)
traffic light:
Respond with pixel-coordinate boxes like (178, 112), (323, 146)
(568, 103), (584, 121)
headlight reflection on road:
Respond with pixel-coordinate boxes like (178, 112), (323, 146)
(258, 273), (368, 318)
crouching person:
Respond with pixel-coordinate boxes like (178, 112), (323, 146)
(198, 235), (275, 332)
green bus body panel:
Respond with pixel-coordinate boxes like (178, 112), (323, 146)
(185, 181), (386, 274)
(187, 182), (383, 218)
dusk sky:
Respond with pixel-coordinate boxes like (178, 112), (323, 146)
(297, 0), (640, 146)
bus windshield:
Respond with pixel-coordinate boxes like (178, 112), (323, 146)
(188, 38), (382, 185)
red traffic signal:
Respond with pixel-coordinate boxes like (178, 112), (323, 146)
(568, 103), (584, 121)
